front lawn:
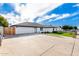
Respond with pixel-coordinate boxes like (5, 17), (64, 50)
(48, 31), (76, 38)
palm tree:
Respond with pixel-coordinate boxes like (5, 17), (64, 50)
(0, 15), (8, 27)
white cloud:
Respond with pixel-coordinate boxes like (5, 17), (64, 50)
(48, 12), (79, 22)
(36, 14), (59, 22)
(36, 14), (59, 23)
(54, 14), (71, 21)
(0, 3), (62, 25)
(0, 12), (21, 25)
(14, 3), (62, 22)
(14, 3), (21, 12)
(43, 14), (59, 19)
(0, 0), (79, 3)
(36, 14), (71, 23)
(73, 4), (79, 7)
(36, 18), (45, 23)
(20, 3), (53, 22)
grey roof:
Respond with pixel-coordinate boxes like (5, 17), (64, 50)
(12, 22), (57, 28)
(12, 22), (44, 27)
(43, 25), (57, 28)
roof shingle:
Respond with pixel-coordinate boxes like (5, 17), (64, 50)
(12, 22), (57, 28)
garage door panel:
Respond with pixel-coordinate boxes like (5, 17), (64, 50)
(16, 27), (35, 34)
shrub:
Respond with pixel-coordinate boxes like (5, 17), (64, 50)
(52, 31), (58, 33)
(57, 31), (64, 34)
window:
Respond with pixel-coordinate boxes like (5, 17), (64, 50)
(40, 27), (43, 31)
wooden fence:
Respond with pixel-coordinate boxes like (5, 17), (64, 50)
(3, 26), (15, 35)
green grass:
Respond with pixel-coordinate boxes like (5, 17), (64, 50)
(48, 31), (75, 38)
(62, 32), (73, 37)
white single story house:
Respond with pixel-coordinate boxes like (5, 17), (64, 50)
(12, 22), (44, 34)
(11, 22), (59, 35)
(1, 22), (61, 35)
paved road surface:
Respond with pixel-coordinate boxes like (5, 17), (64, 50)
(0, 34), (78, 56)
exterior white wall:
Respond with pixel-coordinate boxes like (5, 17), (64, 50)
(56, 27), (62, 31)
(36, 28), (41, 33)
(0, 26), (3, 34)
(43, 28), (53, 32)
(15, 27), (61, 34)
(16, 27), (35, 34)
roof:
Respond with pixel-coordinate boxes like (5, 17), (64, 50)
(12, 22), (44, 27)
(12, 22), (57, 28)
(43, 25), (57, 28)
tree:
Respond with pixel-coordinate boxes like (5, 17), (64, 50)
(69, 26), (73, 30)
(73, 26), (77, 30)
(62, 25), (70, 30)
(0, 15), (8, 27)
(62, 25), (75, 31)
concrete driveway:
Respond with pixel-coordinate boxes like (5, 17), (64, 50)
(0, 34), (78, 56)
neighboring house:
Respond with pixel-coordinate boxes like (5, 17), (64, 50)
(3, 22), (59, 35)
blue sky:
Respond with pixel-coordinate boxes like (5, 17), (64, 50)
(0, 3), (79, 27)
(34, 3), (79, 27)
(0, 3), (26, 25)
(0, 3), (20, 16)
(46, 3), (79, 15)
(0, 3), (14, 14)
